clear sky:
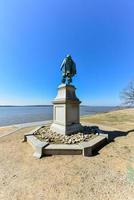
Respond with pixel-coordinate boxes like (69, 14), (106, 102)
(0, 0), (134, 106)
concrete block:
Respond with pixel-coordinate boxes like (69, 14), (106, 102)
(79, 135), (107, 157)
(83, 147), (92, 157)
(27, 135), (49, 159)
(44, 144), (82, 155)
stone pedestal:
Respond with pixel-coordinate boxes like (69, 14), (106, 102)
(50, 84), (82, 135)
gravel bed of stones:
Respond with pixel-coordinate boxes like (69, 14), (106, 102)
(34, 126), (99, 144)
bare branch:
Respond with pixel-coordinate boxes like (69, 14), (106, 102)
(120, 80), (134, 107)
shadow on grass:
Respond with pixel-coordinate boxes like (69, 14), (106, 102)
(97, 128), (134, 141)
(83, 126), (134, 156)
(81, 125), (134, 141)
(82, 125), (134, 144)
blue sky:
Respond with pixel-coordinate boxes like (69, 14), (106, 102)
(0, 0), (134, 106)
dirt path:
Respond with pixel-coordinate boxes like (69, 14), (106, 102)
(0, 120), (52, 138)
(0, 125), (134, 200)
(0, 126), (19, 138)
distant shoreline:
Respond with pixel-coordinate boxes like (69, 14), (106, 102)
(0, 105), (53, 107)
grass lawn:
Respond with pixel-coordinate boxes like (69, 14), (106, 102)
(81, 108), (134, 131)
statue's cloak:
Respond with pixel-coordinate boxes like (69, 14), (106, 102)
(61, 58), (76, 76)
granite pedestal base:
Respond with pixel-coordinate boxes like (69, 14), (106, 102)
(50, 84), (81, 135)
(50, 123), (82, 135)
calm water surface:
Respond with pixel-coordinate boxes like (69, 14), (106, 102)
(0, 106), (115, 126)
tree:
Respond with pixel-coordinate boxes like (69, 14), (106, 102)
(121, 80), (134, 107)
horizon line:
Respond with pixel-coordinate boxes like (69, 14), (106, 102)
(0, 104), (119, 107)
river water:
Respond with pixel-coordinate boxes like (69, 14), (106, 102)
(0, 106), (115, 126)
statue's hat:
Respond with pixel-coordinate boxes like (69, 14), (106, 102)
(66, 54), (71, 58)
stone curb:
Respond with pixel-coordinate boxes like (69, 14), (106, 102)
(24, 126), (108, 159)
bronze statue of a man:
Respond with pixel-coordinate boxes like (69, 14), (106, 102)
(60, 55), (76, 84)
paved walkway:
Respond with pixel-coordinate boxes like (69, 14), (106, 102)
(0, 120), (52, 138)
